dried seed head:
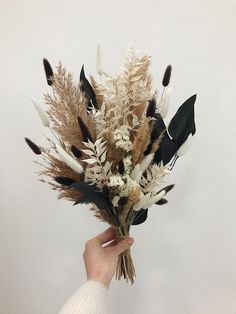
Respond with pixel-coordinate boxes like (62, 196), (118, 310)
(162, 64), (172, 87)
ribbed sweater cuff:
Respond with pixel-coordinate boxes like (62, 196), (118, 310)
(58, 280), (109, 314)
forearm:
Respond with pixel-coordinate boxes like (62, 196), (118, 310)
(58, 280), (109, 314)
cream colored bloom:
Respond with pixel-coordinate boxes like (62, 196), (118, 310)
(108, 175), (124, 187)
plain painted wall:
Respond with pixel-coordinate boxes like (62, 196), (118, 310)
(0, 0), (236, 313)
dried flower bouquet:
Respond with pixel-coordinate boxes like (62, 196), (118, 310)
(25, 47), (196, 284)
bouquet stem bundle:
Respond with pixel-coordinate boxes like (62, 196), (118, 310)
(113, 224), (136, 284)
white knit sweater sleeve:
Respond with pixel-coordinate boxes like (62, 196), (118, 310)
(58, 280), (109, 314)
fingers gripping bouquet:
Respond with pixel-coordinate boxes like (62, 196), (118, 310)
(25, 47), (196, 284)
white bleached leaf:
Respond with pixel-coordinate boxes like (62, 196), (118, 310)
(177, 134), (192, 157)
(81, 149), (95, 156)
(95, 137), (104, 145)
(82, 158), (97, 164)
(82, 140), (94, 149)
(31, 97), (50, 127)
(146, 169), (152, 181)
(99, 145), (107, 156)
(56, 144), (83, 174)
(100, 150), (107, 163)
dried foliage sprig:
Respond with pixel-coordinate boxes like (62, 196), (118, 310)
(25, 47), (197, 284)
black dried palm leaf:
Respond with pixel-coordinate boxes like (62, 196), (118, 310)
(149, 113), (176, 165)
(175, 115), (195, 151)
(168, 94), (196, 140)
(131, 208), (148, 225)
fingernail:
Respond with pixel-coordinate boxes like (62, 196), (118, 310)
(127, 237), (134, 245)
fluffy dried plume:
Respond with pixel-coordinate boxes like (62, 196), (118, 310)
(44, 62), (96, 149)
(132, 117), (151, 164)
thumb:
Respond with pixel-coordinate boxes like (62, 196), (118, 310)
(113, 237), (134, 255)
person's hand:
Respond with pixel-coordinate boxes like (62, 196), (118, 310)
(83, 226), (134, 288)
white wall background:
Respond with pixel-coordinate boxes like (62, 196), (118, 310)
(0, 0), (236, 313)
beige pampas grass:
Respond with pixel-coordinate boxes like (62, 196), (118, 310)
(132, 118), (151, 164)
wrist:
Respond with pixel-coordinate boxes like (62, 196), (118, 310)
(87, 273), (110, 288)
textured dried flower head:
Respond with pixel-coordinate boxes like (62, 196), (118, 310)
(113, 125), (133, 152)
(108, 175), (125, 187)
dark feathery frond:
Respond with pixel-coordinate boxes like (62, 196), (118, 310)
(77, 116), (93, 142)
(79, 65), (98, 109)
(24, 137), (41, 155)
(102, 185), (110, 198)
(146, 99), (156, 117)
(162, 65), (172, 87)
(118, 160), (125, 174)
(71, 181), (111, 210)
(71, 145), (83, 158)
(43, 58), (54, 86)
(131, 209), (148, 225)
(54, 177), (76, 186)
